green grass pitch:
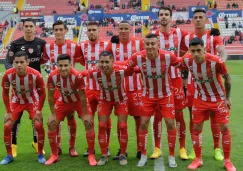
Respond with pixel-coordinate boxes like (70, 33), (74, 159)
(0, 60), (242, 171)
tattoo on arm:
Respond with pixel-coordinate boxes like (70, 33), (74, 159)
(223, 73), (231, 98)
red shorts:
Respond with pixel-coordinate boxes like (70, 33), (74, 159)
(186, 84), (195, 107)
(55, 100), (91, 121)
(171, 77), (186, 110)
(140, 96), (175, 118)
(98, 100), (128, 116)
(10, 102), (38, 121)
(192, 98), (230, 124)
(85, 89), (100, 115)
(126, 90), (143, 116)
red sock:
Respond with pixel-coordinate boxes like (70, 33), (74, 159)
(189, 107), (194, 142)
(175, 111), (186, 149)
(221, 129), (231, 160)
(34, 122), (45, 155)
(117, 121), (120, 146)
(138, 129), (148, 155)
(86, 130), (95, 156)
(4, 123), (13, 156)
(167, 129), (176, 156)
(98, 122), (107, 155)
(48, 130), (58, 156)
(192, 130), (202, 159)
(106, 117), (112, 148)
(210, 116), (220, 149)
(68, 118), (77, 148)
(56, 123), (62, 147)
(118, 122), (128, 155)
(134, 116), (140, 151)
(153, 107), (162, 148)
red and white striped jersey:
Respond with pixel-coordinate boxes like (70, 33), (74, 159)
(151, 28), (188, 79)
(43, 40), (82, 70)
(127, 50), (181, 98)
(88, 65), (134, 102)
(47, 68), (85, 104)
(106, 37), (144, 91)
(1, 67), (45, 104)
(80, 40), (108, 91)
(182, 31), (223, 55)
(181, 53), (228, 102)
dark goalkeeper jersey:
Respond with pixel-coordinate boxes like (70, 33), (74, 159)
(5, 37), (46, 72)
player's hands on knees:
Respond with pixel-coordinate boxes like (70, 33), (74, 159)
(82, 114), (93, 127)
(225, 98), (232, 109)
(34, 110), (43, 123)
(4, 113), (13, 124)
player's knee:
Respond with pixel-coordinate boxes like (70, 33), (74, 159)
(99, 122), (107, 129)
(118, 122), (127, 131)
(165, 118), (175, 130)
(4, 122), (13, 133)
(48, 121), (57, 131)
(219, 124), (229, 133)
(193, 123), (202, 131)
(67, 112), (75, 120)
(140, 121), (149, 131)
(34, 121), (44, 131)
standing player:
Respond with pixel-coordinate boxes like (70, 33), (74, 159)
(1, 51), (46, 164)
(182, 8), (228, 160)
(151, 7), (188, 160)
(4, 18), (46, 157)
(86, 51), (135, 166)
(126, 33), (181, 167)
(45, 54), (96, 166)
(41, 20), (82, 156)
(106, 20), (144, 159)
(79, 21), (111, 157)
(181, 37), (236, 171)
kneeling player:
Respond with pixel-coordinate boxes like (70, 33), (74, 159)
(1, 51), (46, 164)
(45, 54), (96, 166)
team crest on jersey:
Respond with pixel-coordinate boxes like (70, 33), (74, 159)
(4, 82), (10, 88)
(56, 82), (61, 87)
(28, 48), (34, 54)
(116, 48), (120, 52)
(151, 67), (157, 73)
(107, 82), (112, 86)
(9, 51), (14, 57)
(197, 73), (203, 78)
(51, 50), (54, 54)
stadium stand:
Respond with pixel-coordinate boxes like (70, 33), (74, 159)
(150, 0), (205, 11)
(217, 0), (243, 10)
(23, 0), (79, 15)
(0, 1), (15, 11)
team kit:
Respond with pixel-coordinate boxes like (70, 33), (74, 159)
(1, 7), (236, 171)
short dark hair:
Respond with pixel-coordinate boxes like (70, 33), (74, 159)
(119, 20), (130, 25)
(14, 51), (28, 60)
(87, 21), (99, 27)
(189, 37), (204, 47)
(99, 51), (114, 59)
(23, 18), (36, 26)
(145, 33), (158, 39)
(53, 20), (68, 30)
(158, 6), (172, 17)
(57, 54), (71, 63)
(193, 8), (206, 15)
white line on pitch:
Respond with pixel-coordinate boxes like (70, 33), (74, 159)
(150, 116), (165, 171)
